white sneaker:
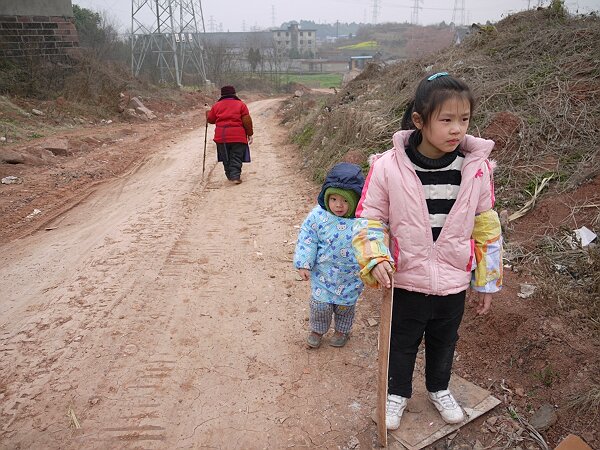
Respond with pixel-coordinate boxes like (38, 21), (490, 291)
(428, 390), (465, 424)
(386, 394), (407, 430)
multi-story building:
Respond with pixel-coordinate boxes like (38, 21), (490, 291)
(271, 23), (317, 57)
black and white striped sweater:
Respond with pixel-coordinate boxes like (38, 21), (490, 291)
(405, 132), (464, 241)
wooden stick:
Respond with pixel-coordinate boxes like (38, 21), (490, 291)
(377, 282), (394, 447)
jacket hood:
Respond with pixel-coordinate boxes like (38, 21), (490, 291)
(391, 130), (495, 161)
(317, 163), (365, 210)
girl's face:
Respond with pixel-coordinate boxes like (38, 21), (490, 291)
(328, 194), (350, 217)
(412, 96), (471, 159)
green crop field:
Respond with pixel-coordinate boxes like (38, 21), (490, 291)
(284, 73), (343, 88)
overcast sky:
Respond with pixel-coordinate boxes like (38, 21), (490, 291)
(73, 0), (599, 33)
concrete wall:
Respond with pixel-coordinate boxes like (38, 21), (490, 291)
(0, 0), (78, 60)
(0, 0), (73, 17)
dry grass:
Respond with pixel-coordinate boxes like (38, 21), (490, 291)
(567, 384), (600, 414)
(281, 5), (600, 328)
(285, 8), (600, 190)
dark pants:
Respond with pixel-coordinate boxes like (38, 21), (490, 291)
(217, 142), (246, 181)
(388, 288), (465, 398)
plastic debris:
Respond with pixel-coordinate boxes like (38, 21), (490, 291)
(26, 209), (42, 219)
(574, 226), (597, 247)
(1, 176), (22, 184)
(517, 283), (536, 299)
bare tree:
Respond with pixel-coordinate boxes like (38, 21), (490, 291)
(202, 39), (238, 85)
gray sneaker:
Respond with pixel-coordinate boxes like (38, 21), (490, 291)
(306, 332), (322, 348)
(329, 332), (349, 347)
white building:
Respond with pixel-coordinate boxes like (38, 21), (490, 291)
(272, 23), (317, 57)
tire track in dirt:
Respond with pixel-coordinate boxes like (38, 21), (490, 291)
(0, 99), (380, 449)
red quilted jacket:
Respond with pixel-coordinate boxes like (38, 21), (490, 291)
(206, 98), (252, 144)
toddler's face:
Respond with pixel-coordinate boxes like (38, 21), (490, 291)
(328, 194), (349, 217)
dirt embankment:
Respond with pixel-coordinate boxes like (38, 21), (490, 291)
(281, 6), (600, 449)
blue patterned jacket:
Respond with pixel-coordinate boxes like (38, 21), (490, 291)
(294, 206), (364, 306)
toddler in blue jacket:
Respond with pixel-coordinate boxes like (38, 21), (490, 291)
(294, 163), (365, 348)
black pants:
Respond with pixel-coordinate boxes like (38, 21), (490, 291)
(217, 142), (246, 181)
(388, 288), (465, 398)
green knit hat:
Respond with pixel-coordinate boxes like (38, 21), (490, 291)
(324, 187), (360, 218)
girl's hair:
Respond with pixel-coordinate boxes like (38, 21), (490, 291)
(401, 73), (475, 130)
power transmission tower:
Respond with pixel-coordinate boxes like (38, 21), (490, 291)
(208, 15), (216, 33)
(271, 5), (276, 28)
(452, 0), (466, 26)
(411, 0), (423, 25)
(131, 0), (207, 86)
(371, 0), (380, 24)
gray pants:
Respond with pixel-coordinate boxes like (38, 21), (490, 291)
(216, 142), (246, 181)
(309, 298), (356, 334)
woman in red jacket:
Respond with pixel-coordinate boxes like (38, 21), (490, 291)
(206, 85), (254, 184)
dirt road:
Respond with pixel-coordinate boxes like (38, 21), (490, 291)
(0, 99), (380, 449)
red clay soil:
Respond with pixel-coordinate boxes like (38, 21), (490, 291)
(1, 95), (598, 449)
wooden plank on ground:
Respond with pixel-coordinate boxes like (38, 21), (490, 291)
(388, 373), (501, 450)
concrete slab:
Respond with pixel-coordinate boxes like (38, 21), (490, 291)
(374, 367), (500, 449)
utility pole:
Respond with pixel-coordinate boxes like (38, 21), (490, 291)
(131, 0), (207, 86)
(336, 20), (339, 39)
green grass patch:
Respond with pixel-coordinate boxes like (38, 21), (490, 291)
(285, 73), (343, 89)
(292, 124), (315, 147)
(534, 365), (558, 387)
(338, 40), (378, 50)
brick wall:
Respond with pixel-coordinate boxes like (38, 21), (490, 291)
(0, 15), (79, 59)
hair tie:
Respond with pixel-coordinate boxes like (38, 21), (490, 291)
(427, 72), (449, 81)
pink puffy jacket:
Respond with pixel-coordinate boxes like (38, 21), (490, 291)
(355, 130), (497, 296)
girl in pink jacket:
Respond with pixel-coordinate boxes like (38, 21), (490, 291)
(353, 72), (503, 430)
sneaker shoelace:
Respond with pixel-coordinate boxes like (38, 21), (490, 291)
(437, 393), (458, 410)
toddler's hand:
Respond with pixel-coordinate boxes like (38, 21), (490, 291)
(372, 261), (393, 289)
(248, 136), (254, 145)
(470, 292), (492, 315)
(298, 268), (310, 281)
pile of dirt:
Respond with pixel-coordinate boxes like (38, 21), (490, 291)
(282, 4), (599, 448)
